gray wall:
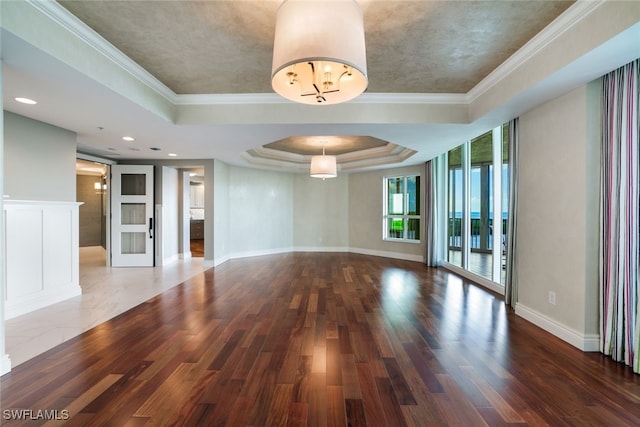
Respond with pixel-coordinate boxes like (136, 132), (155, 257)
(293, 174), (349, 249)
(213, 160), (230, 264)
(348, 164), (425, 260)
(517, 83), (600, 339)
(77, 175), (105, 247)
(228, 166), (294, 257)
(212, 163), (425, 264)
(4, 112), (76, 202)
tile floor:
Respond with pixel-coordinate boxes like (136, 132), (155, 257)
(4, 246), (210, 368)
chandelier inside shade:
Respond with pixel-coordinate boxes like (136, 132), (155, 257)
(271, 0), (368, 105)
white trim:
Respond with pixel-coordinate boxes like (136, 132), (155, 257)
(176, 92), (468, 106)
(213, 255), (231, 267)
(515, 303), (600, 352)
(348, 247), (424, 263)
(345, 92), (468, 105)
(24, 0), (604, 112)
(212, 247), (424, 266)
(162, 253), (180, 266)
(5, 286), (82, 320)
(27, 0), (176, 103)
(176, 93), (286, 105)
(228, 247), (295, 261)
(0, 354), (11, 377)
(294, 246), (349, 253)
(76, 152), (117, 165)
(441, 262), (505, 296)
(3, 200), (83, 207)
(467, 0), (604, 103)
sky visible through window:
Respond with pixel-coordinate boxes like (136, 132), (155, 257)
(452, 165), (508, 219)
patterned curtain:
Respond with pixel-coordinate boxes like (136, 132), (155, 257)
(504, 118), (519, 308)
(600, 58), (639, 372)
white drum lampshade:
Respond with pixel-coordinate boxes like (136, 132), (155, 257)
(271, 0), (368, 105)
(310, 148), (337, 179)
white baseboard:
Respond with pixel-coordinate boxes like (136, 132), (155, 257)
(160, 254), (180, 266)
(180, 251), (192, 259)
(294, 246), (349, 253)
(516, 303), (600, 352)
(211, 247), (424, 267)
(213, 255), (230, 267)
(0, 354), (11, 377)
(6, 285), (82, 320)
(228, 247), (294, 262)
(348, 247), (424, 263)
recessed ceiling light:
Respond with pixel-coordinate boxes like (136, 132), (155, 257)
(15, 97), (37, 105)
(122, 136), (135, 142)
(168, 153), (178, 157)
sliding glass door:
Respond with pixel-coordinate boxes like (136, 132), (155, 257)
(446, 124), (509, 285)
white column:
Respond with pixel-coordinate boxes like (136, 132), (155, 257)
(1, 57), (13, 376)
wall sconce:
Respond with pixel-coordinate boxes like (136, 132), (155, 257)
(94, 177), (107, 194)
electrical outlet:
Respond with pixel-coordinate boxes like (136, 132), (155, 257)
(549, 291), (556, 305)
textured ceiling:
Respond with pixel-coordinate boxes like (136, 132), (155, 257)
(59, 0), (574, 95)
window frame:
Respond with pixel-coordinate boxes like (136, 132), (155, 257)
(383, 175), (421, 243)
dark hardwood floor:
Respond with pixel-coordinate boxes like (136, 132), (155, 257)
(2, 252), (639, 426)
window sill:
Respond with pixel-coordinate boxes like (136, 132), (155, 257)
(383, 238), (422, 244)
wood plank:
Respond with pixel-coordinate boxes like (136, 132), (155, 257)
(2, 253), (640, 426)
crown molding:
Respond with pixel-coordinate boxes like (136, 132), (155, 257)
(26, 0), (603, 111)
(242, 141), (417, 173)
(353, 93), (468, 104)
(26, 0), (177, 103)
(467, 0), (605, 103)
(175, 92), (468, 106)
(175, 93), (287, 105)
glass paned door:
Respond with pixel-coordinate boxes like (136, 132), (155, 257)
(469, 130), (493, 280)
(111, 165), (154, 267)
(447, 146), (463, 266)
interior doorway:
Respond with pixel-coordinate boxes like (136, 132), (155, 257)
(188, 168), (205, 258)
(76, 158), (109, 267)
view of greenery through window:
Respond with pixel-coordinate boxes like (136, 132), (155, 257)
(384, 175), (420, 242)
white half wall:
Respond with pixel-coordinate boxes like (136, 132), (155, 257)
(4, 200), (82, 319)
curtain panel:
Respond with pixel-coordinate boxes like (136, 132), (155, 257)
(425, 156), (447, 267)
(504, 118), (519, 308)
(599, 58), (639, 372)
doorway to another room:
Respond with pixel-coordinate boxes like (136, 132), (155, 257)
(189, 170), (205, 258)
(76, 159), (109, 267)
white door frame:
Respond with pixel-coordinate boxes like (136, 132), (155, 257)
(110, 165), (155, 267)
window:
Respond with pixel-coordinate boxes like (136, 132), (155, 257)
(384, 175), (420, 241)
(445, 124), (509, 284)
